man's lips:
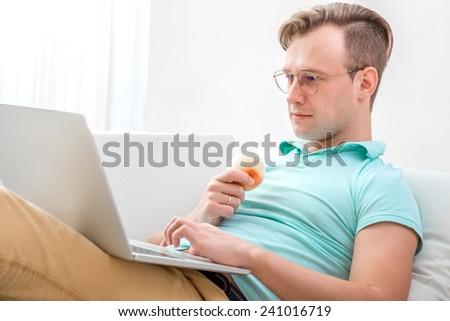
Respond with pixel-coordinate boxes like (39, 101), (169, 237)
(291, 112), (313, 121)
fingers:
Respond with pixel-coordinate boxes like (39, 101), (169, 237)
(196, 195), (239, 224)
(188, 169), (250, 224)
(206, 169), (252, 211)
(206, 175), (246, 202)
(162, 216), (197, 247)
(170, 223), (197, 248)
(216, 191), (242, 212)
(162, 217), (255, 268)
(225, 195), (232, 206)
(203, 186), (242, 208)
(161, 217), (216, 260)
(215, 168), (255, 188)
(220, 195), (239, 218)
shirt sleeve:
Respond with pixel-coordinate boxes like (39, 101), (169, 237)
(353, 162), (423, 254)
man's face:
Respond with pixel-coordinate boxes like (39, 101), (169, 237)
(283, 24), (360, 146)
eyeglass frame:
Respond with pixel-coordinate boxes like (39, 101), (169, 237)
(272, 68), (364, 95)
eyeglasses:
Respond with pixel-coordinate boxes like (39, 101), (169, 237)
(273, 68), (363, 95)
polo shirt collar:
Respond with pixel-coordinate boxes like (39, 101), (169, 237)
(279, 140), (386, 160)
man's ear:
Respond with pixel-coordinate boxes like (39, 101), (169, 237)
(357, 67), (378, 100)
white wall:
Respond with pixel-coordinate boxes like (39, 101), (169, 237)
(147, 0), (450, 172)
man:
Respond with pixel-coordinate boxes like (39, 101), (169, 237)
(0, 2), (422, 300)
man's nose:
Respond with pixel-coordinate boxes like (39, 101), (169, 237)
(286, 78), (306, 105)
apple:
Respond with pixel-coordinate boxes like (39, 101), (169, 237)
(230, 153), (265, 190)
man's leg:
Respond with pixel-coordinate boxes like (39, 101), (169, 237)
(0, 187), (227, 300)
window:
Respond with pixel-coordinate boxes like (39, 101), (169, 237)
(0, 0), (151, 130)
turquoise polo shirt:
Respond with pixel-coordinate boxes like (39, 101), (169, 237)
(218, 140), (423, 300)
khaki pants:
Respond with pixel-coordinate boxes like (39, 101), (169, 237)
(0, 187), (227, 300)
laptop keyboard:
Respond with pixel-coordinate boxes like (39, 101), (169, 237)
(130, 244), (212, 263)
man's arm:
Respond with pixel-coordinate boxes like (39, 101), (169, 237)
(164, 218), (419, 300)
(249, 222), (419, 300)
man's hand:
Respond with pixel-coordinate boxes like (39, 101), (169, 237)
(161, 216), (257, 268)
(147, 169), (254, 244)
(186, 169), (254, 225)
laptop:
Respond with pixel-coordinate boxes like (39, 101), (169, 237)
(0, 104), (250, 275)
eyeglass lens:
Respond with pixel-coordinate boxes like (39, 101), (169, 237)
(274, 72), (318, 95)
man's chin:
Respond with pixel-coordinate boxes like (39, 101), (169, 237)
(293, 131), (327, 142)
(293, 129), (335, 147)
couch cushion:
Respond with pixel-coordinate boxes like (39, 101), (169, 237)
(402, 168), (450, 300)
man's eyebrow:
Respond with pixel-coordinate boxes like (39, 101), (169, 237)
(282, 67), (327, 75)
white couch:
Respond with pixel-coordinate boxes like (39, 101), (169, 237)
(402, 168), (450, 300)
(95, 134), (450, 301)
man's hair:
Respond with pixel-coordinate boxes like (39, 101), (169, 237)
(279, 2), (393, 110)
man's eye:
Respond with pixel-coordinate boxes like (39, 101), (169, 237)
(303, 74), (317, 82)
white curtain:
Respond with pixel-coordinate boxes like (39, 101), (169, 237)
(0, 0), (151, 131)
